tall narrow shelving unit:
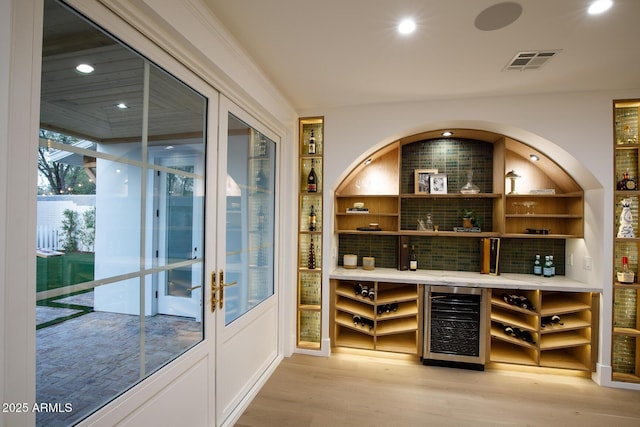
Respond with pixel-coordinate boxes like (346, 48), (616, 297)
(612, 99), (640, 383)
(297, 117), (324, 349)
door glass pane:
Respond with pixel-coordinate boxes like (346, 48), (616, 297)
(36, 1), (207, 425)
(225, 113), (276, 325)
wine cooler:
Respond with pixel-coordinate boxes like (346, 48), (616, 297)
(423, 286), (487, 370)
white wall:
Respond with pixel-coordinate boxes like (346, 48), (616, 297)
(300, 89), (640, 388)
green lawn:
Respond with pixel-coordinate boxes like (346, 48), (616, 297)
(36, 252), (95, 292)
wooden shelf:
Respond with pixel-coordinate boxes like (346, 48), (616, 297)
(400, 193), (502, 199)
(539, 315), (591, 334)
(298, 304), (321, 311)
(335, 298), (374, 318)
(376, 317), (418, 335)
(539, 331), (590, 350)
(335, 314), (375, 337)
(335, 326), (375, 350)
(376, 332), (418, 354)
(613, 327), (640, 337)
(377, 286), (417, 304)
(375, 301), (418, 320)
(491, 311), (536, 333)
(489, 339), (537, 366)
(539, 348), (591, 371)
(540, 293), (590, 316)
(490, 325), (537, 350)
(491, 295), (538, 316)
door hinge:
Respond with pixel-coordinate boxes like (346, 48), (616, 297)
(155, 250), (159, 258)
(155, 290), (158, 298)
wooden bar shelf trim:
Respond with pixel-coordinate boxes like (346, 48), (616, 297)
(613, 327), (640, 337)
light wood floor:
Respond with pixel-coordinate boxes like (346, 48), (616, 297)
(235, 350), (640, 427)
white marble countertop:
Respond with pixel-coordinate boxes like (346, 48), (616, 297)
(329, 267), (602, 293)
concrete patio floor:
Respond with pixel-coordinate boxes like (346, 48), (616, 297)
(36, 291), (202, 426)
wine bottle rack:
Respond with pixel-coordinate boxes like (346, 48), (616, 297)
(330, 279), (422, 355)
(612, 100), (640, 383)
(489, 289), (596, 371)
(297, 117), (324, 350)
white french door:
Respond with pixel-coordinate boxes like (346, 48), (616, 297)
(213, 97), (280, 426)
(156, 156), (204, 321)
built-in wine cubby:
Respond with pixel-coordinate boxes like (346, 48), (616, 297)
(297, 117), (324, 350)
(330, 279), (422, 355)
(612, 100), (640, 383)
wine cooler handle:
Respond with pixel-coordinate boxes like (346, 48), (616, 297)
(219, 269), (238, 309)
(210, 271), (218, 313)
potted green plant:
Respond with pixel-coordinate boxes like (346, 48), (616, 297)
(461, 208), (476, 229)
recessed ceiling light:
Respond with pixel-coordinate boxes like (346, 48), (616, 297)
(530, 154), (540, 161)
(398, 19), (416, 35)
(75, 63), (94, 74)
(441, 131), (453, 137)
(588, 0), (613, 15)
(116, 103), (129, 109)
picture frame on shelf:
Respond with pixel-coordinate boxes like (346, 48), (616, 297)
(429, 173), (448, 194)
(414, 168), (438, 194)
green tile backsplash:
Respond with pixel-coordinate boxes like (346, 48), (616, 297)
(338, 235), (566, 275)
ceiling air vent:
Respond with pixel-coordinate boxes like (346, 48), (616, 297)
(504, 50), (561, 71)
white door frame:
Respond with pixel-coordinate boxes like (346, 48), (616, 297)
(214, 95), (283, 426)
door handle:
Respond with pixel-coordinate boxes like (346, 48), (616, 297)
(219, 269), (238, 309)
(187, 285), (202, 291)
(210, 271), (217, 313)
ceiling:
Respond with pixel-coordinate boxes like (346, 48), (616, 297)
(203, 0), (640, 112)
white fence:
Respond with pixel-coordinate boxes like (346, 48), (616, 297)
(37, 225), (61, 250)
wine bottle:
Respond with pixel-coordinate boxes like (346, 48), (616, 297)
(354, 283), (363, 296)
(390, 302), (399, 312)
(516, 295), (536, 311)
(549, 255), (555, 277)
(308, 205), (317, 231)
(308, 129), (316, 155)
(307, 159), (318, 193)
(367, 287), (375, 301)
(409, 245), (417, 271)
(360, 284), (369, 298)
(543, 255), (552, 277)
(353, 315), (361, 326)
(307, 236), (316, 269)
(533, 254), (542, 276)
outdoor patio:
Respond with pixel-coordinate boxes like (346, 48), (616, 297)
(36, 291), (202, 426)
